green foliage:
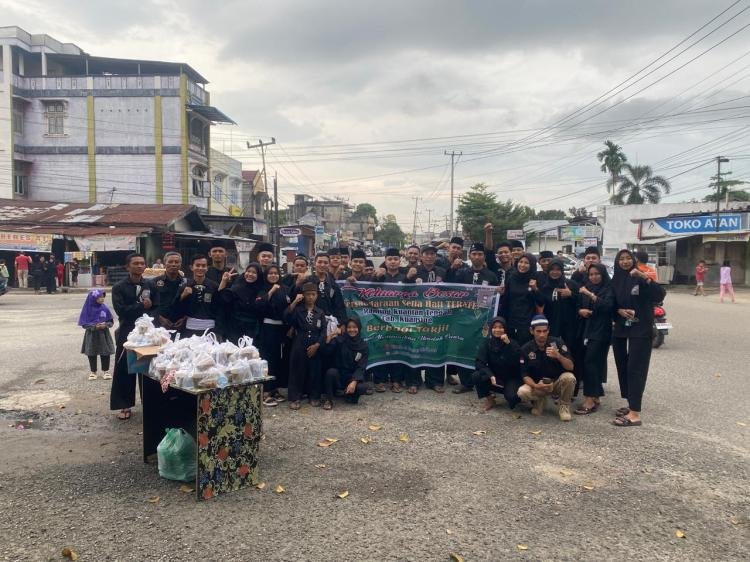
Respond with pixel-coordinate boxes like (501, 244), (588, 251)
(597, 141), (628, 194)
(534, 209), (567, 220)
(376, 214), (405, 248)
(353, 203), (378, 225)
(457, 183), (536, 241)
(703, 173), (748, 202)
(610, 164), (671, 204)
(568, 206), (592, 218)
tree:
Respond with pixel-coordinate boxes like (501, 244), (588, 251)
(703, 173), (748, 202)
(457, 183), (536, 241)
(568, 206), (592, 218)
(597, 140), (628, 195)
(610, 164), (671, 204)
(376, 214), (405, 248)
(534, 209), (566, 220)
(353, 203), (378, 225)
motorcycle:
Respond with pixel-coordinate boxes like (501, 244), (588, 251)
(652, 304), (671, 348)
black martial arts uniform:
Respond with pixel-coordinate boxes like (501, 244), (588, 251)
(324, 323), (369, 404)
(175, 277), (222, 338)
(110, 276), (157, 411)
(577, 265), (614, 399)
(284, 304), (327, 403)
(472, 328), (523, 408)
(220, 273), (263, 345)
(610, 252), (666, 412)
(293, 273), (347, 325)
(153, 273), (186, 332)
(501, 257), (544, 345)
(257, 285), (291, 393)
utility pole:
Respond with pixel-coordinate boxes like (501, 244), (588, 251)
(444, 150), (461, 238)
(426, 209), (432, 239)
(247, 138), (276, 245)
(715, 156), (729, 232)
(411, 196), (420, 245)
(273, 172), (279, 264)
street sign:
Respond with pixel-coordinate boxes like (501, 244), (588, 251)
(558, 225), (602, 241)
(279, 227), (302, 237)
(314, 226), (325, 235)
(506, 229), (525, 240)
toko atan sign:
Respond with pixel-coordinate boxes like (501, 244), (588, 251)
(640, 213), (748, 238)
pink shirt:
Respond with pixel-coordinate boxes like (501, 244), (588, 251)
(720, 266), (732, 284)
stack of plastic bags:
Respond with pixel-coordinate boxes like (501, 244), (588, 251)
(124, 314), (172, 348)
(149, 333), (268, 390)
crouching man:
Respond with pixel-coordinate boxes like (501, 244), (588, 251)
(517, 315), (576, 421)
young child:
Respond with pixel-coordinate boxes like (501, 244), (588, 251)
(284, 282), (327, 410)
(78, 289), (115, 380)
(322, 317), (369, 410)
(694, 260), (707, 296)
(720, 260), (735, 303)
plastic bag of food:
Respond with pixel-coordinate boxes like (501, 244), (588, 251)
(325, 315), (339, 338)
(157, 428), (197, 482)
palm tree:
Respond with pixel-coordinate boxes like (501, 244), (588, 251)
(597, 141), (627, 194)
(610, 164), (671, 204)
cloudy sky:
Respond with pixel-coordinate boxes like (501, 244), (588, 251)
(3, 0), (750, 231)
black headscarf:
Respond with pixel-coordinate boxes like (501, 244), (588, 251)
(487, 316), (509, 353)
(231, 262), (264, 303)
(264, 264), (282, 290)
(611, 249), (636, 308)
(585, 263), (611, 294)
(543, 258), (567, 289)
(340, 316), (368, 356)
(512, 252), (538, 283)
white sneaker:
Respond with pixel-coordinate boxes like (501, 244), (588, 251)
(88, 373), (98, 381)
(101, 371), (112, 380)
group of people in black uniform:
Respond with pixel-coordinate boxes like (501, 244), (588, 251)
(108, 226), (664, 427)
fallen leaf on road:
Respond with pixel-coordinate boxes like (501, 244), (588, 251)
(147, 496), (160, 503)
(399, 434), (410, 443)
(34, 379), (46, 384)
(582, 484), (595, 491)
(675, 530), (685, 539)
(472, 430), (487, 436)
(530, 430), (542, 435)
(360, 436), (372, 444)
(730, 515), (749, 526)
(325, 437), (338, 443)
(317, 440), (334, 448)
(256, 482), (266, 490)
(179, 484), (194, 493)
(449, 554), (464, 562)
(61, 547), (79, 561)
(446, 529), (453, 535)
(510, 413), (522, 419)
(560, 469), (573, 477)
(517, 544), (529, 551)
(315, 464), (326, 469)
(337, 490), (349, 499)
(737, 422), (747, 427)
(59, 404), (65, 409)
(274, 484), (285, 494)
(368, 424), (382, 431)
(74, 410), (82, 415)
(713, 373), (721, 378)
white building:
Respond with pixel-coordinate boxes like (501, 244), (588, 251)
(0, 26), (235, 213)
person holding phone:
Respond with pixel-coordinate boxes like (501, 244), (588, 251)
(516, 315), (576, 421)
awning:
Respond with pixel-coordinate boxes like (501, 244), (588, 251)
(174, 231), (264, 253)
(0, 231), (53, 252)
(186, 105), (236, 124)
(74, 234), (138, 252)
(630, 234), (694, 245)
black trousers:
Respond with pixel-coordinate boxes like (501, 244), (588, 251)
(287, 339), (322, 402)
(404, 368), (422, 387)
(259, 323), (287, 392)
(373, 363), (405, 384)
(424, 366), (445, 388)
(87, 355), (111, 372)
(508, 325), (532, 346)
(109, 344), (141, 410)
(323, 368), (366, 404)
(472, 371), (521, 408)
(448, 365), (474, 388)
(582, 339), (609, 398)
(612, 336), (652, 412)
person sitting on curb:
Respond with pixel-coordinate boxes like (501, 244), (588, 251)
(517, 315), (576, 421)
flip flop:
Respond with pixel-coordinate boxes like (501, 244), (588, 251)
(391, 383), (403, 394)
(288, 401), (300, 411)
(615, 407), (631, 417)
(613, 416), (642, 427)
(117, 409), (131, 421)
(574, 406), (596, 415)
(407, 386), (418, 395)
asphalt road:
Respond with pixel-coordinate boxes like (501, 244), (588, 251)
(0, 287), (748, 561)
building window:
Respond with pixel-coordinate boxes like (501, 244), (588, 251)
(191, 165), (208, 197)
(213, 173), (226, 201)
(12, 100), (24, 134)
(13, 175), (29, 197)
(44, 101), (66, 135)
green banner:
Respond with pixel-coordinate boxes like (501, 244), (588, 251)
(339, 282), (499, 369)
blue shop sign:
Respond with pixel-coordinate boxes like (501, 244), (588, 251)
(655, 214), (742, 234)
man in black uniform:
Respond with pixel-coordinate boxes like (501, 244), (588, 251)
(283, 254), (309, 291)
(327, 247), (342, 278)
(294, 253), (347, 326)
(445, 242), (499, 393)
(571, 246), (601, 286)
(510, 240), (525, 264)
(375, 248), (417, 283)
(255, 242), (275, 272)
(436, 236), (464, 271)
(176, 254), (232, 338)
(403, 244), (421, 274)
(517, 315), (576, 421)
(413, 245), (445, 283)
(206, 245), (230, 283)
(338, 246), (353, 279)
(154, 251), (187, 334)
(110, 253), (157, 420)
(344, 249), (374, 282)
(538, 250), (554, 276)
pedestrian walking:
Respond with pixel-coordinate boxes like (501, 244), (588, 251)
(14, 251), (32, 288)
(78, 289), (115, 381)
(720, 260), (735, 303)
(56, 260), (65, 288)
(694, 260), (707, 296)
(611, 249), (666, 427)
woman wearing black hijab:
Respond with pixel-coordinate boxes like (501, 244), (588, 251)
(501, 253), (545, 345)
(322, 317), (369, 410)
(257, 264), (290, 406)
(221, 263), (264, 344)
(472, 316), (523, 411)
(574, 263), (614, 415)
(610, 249), (665, 426)
(541, 259), (579, 347)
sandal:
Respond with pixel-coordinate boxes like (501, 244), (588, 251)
(613, 416), (642, 427)
(407, 386), (418, 395)
(310, 399), (321, 407)
(88, 373), (98, 381)
(263, 396), (278, 407)
(272, 393), (286, 403)
(116, 409), (131, 421)
(391, 382), (403, 394)
(615, 407), (630, 417)
(288, 401), (300, 411)
(574, 406), (596, 415)
(322, 400), (333, 411)
(375, 383), (386, 393)
(430, 385), (445, 394)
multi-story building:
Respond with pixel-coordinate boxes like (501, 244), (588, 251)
(289, 194), (354, 235)
(0, 26), (235, 210)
